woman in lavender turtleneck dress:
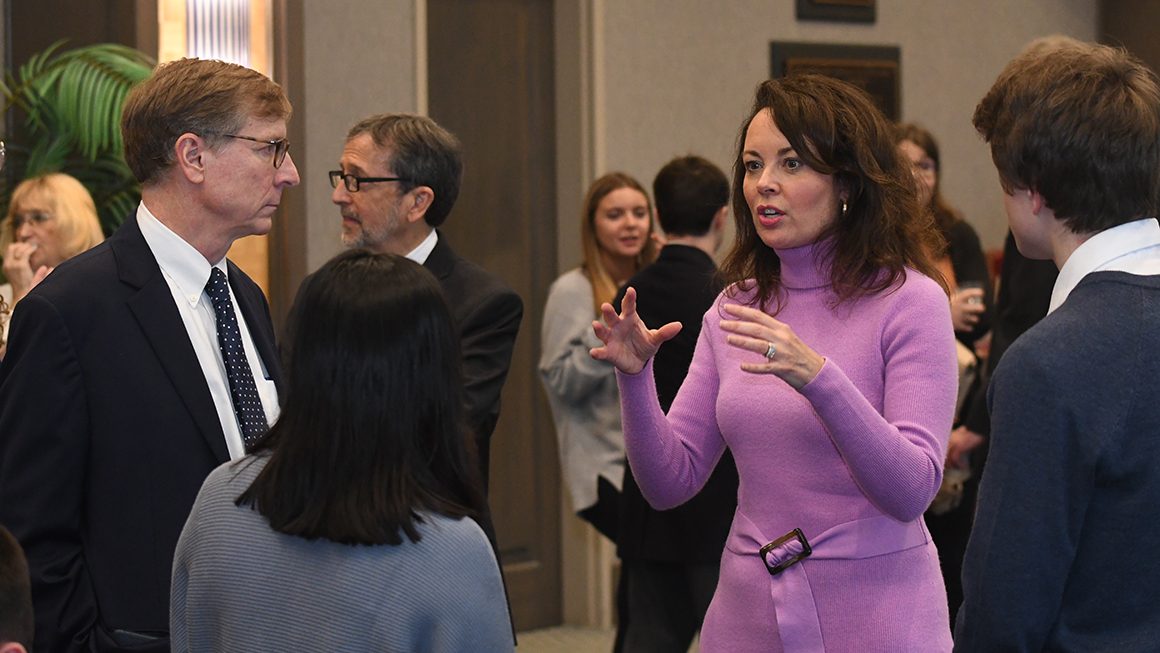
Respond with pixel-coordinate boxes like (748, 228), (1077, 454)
(592, 75), (958, 652)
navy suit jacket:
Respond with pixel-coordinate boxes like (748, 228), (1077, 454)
(0, 213), (283, 653)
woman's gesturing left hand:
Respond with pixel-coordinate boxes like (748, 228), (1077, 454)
(719, 303), (825, 390)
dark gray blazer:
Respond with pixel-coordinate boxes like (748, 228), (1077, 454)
(423, 232), (523, 491)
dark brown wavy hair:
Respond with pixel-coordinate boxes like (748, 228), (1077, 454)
(720, 75), (947, 312)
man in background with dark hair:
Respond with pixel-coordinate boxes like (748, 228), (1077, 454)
(0, 58), (294, 651)
(957, 40), (1160, 650)
(328, 113), (523, 493)
(612, 155), (737, 653)
(0, 525), (32, 653)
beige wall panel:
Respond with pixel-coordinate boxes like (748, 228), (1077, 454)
(300, 0), (419, 273)
(595, 0), (1098, 253)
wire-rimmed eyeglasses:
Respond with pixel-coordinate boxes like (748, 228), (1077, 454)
(12, 210), (52, 231)
(328, 170), (410, 193)
(225, 134), (290, 168)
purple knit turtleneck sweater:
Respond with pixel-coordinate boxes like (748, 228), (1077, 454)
(617, 241), (957, 652)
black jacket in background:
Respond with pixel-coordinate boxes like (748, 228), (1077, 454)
(946, 219), (995, 352)
(960, 230), (1058, 437)
(613, 245), (738, 563)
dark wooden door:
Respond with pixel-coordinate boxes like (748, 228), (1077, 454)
(427, 0), (561, 630)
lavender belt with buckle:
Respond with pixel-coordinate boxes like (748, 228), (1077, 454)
(726, 511), (931, 652)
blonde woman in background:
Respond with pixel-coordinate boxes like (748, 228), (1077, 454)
(1, 173), (104, 316)
(540, 172), (659, 542)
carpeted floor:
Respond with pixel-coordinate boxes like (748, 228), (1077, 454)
(516, 626), (615, 651)
(516, 626), (699, 652)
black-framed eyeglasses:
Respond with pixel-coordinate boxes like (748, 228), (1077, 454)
(329, 170), (410, 193)
(225, 134), (290, 168)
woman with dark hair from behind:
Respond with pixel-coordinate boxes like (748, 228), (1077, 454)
(594, 75), (957, 650)
(170, 249), (513, 652)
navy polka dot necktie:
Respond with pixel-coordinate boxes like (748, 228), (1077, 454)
(205, 267), (268, 450)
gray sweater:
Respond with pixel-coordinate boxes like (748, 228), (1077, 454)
(539, 268), (625, 512)
(171, 455), (513, 652)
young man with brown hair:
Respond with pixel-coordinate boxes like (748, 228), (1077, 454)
(956, 40), (1160, 650)
(613, 155), (736, 653)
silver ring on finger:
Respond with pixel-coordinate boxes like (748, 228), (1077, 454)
(764, 341), (776, 360)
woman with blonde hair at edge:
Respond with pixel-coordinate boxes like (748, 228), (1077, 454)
(0, 172), (104, 350)
(1, 173), (104, 305)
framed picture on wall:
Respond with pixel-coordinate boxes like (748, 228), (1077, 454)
(770, 42), (900, 121)
(796, 0), (875, 23)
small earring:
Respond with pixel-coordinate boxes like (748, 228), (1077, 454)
(840, 199), (848, 219)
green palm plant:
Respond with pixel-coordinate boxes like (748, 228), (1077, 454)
(0, 41), (155, 235)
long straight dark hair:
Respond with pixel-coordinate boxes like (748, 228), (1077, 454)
(237, 249), (485, 545)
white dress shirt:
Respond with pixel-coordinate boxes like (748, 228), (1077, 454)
(137, 203), (279, 460)
(406, 228), (438, 265)
(1049, 218), (1160, 315)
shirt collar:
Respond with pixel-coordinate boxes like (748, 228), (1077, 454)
(405, 228), (438, 265)
(1049, 218), (1160, 314)
(136, 202), (226, 306)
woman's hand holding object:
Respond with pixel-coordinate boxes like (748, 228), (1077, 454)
(950, 286), (985, 332)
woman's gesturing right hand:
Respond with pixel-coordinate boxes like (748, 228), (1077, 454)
(590, 286), (682, 375)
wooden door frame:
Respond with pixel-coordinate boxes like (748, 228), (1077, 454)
(427, 0), (563, 631)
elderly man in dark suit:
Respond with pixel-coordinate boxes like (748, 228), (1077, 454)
(327, 114), (523, 493)
(0, 58), (297, 652)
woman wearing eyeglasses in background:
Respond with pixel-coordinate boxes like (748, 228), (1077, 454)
(896, 123), (994, 629)
(896, 124), (992, 354)
(0, 173), (105, 333)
